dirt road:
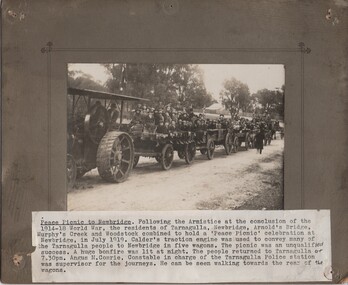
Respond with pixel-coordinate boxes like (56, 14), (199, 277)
(68, 139), (284, 211)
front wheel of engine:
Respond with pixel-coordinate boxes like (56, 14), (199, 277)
(97, 131), (134, 183)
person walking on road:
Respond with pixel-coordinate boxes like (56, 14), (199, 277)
(255, 128), (265, 154)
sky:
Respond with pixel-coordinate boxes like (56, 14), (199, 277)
(68, 63), (285, 100)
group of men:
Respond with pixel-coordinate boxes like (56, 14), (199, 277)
(129, 103), (277, 136)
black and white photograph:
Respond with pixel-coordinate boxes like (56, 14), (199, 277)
(66, 63), (285, 211)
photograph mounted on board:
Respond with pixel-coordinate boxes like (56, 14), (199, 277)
(66, 64), (285, 211)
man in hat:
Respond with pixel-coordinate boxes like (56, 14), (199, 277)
(131, 109), (142, 125)
(107, 103), (119, 129)
(187, 107), (195, 120)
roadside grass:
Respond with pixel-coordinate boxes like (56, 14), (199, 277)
(196, 153), (283, 210)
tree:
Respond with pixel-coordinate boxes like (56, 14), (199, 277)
(172, 64), (214, 108)
(103, 64), (214, 109)
(68, 70), (107, 91)
(251, 86), (284, 117)
(67, 69), (108, 118)
(220, 78), (251, 117)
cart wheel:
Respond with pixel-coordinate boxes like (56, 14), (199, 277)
(206, 139), (215, 160)
(160, 144), (174, 170)
(184, 142), (196, 164)
(67, 154), (76, 192)
(245, 134), (249, 150)
(224, 133), (234, 155)
(232, 137), (239, 153)
(97, 131), (134, 183)
(133, 155), (140, 168)
(178, 150), (185, 159)
(200, 149), (207, 155)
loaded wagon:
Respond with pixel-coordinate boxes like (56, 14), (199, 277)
(194, 121), (239, 160)
(122, 124), (196, 169)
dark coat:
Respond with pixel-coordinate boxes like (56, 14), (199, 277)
(255, 131), (265, 150)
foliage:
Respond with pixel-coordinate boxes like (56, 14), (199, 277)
(103, 64), (214, 109)
(67, 70), (109, 120)
(251, 85), (284, 117)
(68, 70), (108, 91)
(219, 78), (251, 117)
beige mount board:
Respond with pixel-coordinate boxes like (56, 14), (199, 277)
(1, 0), (348, 283)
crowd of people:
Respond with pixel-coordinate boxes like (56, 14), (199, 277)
(128, 103), (280, 135)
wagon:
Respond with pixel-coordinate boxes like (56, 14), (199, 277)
(125, 124), (196, 170)
(234, 125), (253, 150)
(194, 122), (239, 160)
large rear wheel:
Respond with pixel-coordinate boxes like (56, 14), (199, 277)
(160, 144), (174, 170)
(184, 142), (196, 164)
(97, 131), (134, 183)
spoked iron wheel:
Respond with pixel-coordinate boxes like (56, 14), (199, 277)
(67, 154), (76, 192)
(160, 144), (174, 170)
(184, 142), (196, 164)
(133, 155), (140, 169)
(232, 137), (239, 153)
(206, 139), (215, 160)
(224, 133), (234, 155)
(97, 131), (134, 183)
